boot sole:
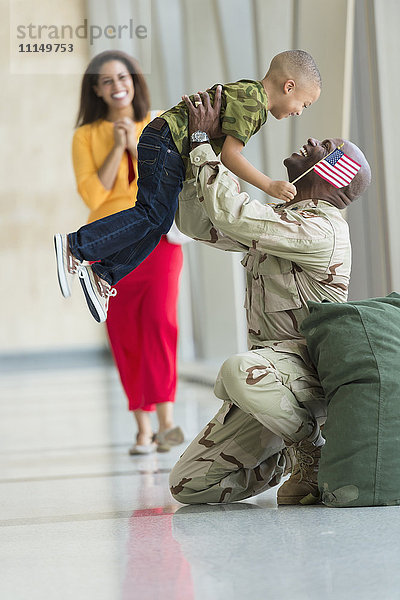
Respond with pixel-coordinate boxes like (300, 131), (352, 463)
(278, 492), (321, 506)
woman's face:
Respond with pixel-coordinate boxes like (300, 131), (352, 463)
(93, 60), (135, 110)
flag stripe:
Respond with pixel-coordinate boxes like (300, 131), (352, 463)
(313, 148), (361, 189)
(315, 170), (346, 188)
(314, 163), (351, 186)
(337, 164), (358, 178)
(341, 156), (360, 173)
(335, 159), (359, 175)
(316, 164), (353, 185)
(342, 154), (361, 167)
(316, 170), (351, 187)
(335, 163), (357, 177)
(313, 171), (342, 188)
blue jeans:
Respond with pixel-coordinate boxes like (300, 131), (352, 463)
(68, 120), (185, 285)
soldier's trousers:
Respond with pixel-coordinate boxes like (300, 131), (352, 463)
(170, 345), (326, 504)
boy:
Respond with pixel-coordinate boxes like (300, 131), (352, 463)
(55, 50), (321, 322)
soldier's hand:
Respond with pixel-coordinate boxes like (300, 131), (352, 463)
(266, 180), (297, 202)
(182, 85), (223, 140)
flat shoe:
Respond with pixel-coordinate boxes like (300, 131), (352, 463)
(129, 433), (157, 455)
(155, 426), (184, 453)
(129, 442), (157, 455)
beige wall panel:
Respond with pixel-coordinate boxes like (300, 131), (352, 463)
(1, 0), (105, 352)
(347, 0), (390, 299)
(373, 0), (400, 291)
(181, 0), (226, 92)
(293, 0), (354, 148)
(254, 0), (293, 181)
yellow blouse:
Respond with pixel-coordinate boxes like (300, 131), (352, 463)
(72, 112), (157, 223)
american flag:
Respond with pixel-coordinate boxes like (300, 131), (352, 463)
(313, 148), (361, 188)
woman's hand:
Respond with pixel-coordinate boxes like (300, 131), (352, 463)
(113, 122), (127, 149)
(114, 118), (138, 158)
(182, 85), (223, 140)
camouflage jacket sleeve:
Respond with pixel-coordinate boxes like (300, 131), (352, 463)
(189, 145), (343, 273)
(175, 178), (248, 253)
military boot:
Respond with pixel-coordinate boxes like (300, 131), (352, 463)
(277, 436), (322, 505)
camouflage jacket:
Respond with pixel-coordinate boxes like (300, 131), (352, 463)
(162, 80), (268, 179)
(176, 145), (351, 352)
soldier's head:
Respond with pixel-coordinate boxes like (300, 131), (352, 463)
(263, 50), (321, 120)
(284, 137), (372, 208)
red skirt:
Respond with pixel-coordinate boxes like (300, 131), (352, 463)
(106, 236), (183, 411)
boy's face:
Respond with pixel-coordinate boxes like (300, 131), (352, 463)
(271, 81), (320, 120)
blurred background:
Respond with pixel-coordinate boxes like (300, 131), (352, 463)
(1, 0), (399, 372)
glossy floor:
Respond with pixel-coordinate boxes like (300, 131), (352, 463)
(1, 359), (399, 600)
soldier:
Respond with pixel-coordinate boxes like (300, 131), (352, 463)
(169, 89), (371, 505)
(54, 51), (321, 322)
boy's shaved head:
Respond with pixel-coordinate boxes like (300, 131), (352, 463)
(267, 50), (322, 89)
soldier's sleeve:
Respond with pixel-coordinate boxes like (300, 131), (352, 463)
(175, 178), (247, 253)
(190, 145), (336, 271)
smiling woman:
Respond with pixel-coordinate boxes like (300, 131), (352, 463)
(76, 51), (149, 128)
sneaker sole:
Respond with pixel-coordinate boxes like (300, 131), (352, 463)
(54, 234), (71, 298)
(78, 266), (107, 323)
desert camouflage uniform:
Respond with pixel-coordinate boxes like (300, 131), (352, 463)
(170, 145), (351, 504)
(162, 80), (268, 179)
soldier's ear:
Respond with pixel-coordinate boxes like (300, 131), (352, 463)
(283, 80), (295, 94)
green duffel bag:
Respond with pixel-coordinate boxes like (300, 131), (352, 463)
(300, 292), (400, 507)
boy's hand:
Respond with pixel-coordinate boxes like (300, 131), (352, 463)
(182, 85), (223, 140)
(266, 180), (297, 202)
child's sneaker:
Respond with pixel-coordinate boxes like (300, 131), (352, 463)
(78, 265), (116, 323)
(54, 233), (81, 297)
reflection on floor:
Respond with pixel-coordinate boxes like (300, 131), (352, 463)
(1, 358), (400, 600)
